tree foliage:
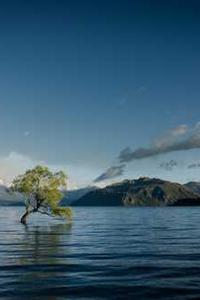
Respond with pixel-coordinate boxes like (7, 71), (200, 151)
(11, 165), (72, 224)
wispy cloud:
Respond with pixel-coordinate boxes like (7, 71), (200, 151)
(93, 164), (125, 183)
(0, 151), (96, 189)
(188, 161), (200, 169)
(160, 160), (178, 171)
(0, 152), (44, 185)
(24, 131), (31, 137)
(135, 85), (146, 96)
(118, 124), (200, 162)
(94, 122), (200, 182)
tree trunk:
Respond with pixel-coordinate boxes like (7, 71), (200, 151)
(20, 210), (30, 225)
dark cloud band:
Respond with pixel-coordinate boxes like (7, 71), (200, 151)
(94, 123), (200, 182)
(119, 133), (200, 163)
(94, 164), (125, 182)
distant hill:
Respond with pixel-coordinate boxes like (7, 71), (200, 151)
(0, 185), (97, 207)
(61, 186), (98, 205)
(0, 185), (23, 206)
(0, 184), (98, 207)
(184, 182), (200, 195)
(2, 178), (200, 207)
(73, 177), (200, 206)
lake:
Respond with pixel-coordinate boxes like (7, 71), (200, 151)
(1, 206), (200, 299)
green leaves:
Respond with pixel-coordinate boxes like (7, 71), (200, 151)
(11, 165), (72, 223)
(51, 206), (73, 220)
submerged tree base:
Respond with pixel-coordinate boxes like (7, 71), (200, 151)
(20, 206), (73, 225)
(20, 210), (30, 225)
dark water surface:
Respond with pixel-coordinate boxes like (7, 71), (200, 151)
(1, 207), (200, 299)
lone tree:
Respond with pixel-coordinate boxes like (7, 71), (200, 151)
(11, 165), (72, 225)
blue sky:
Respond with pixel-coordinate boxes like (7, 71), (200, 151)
(0, 0), (200, 187)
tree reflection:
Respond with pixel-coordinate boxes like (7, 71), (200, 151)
(23, 223), (72, 264)
(17, 223), (73, 300)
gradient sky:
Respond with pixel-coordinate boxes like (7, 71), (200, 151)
(0, 0), (200, 187)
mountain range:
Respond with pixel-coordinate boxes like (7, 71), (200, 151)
(1, 177), (200, 207)
(61, 186), (97, 205)
(0, 185), (24, 206)
(72, 177), (200, 206)
(184, 182), (200, 195)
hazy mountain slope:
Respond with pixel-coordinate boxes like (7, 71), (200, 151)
(0, 185), (97, 206)
(61, 186), (98, 205)
(184, 182), (200, 195)
(0, 185), (24, 206)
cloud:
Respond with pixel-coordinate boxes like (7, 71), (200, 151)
(135, 86), (146, 96)
(94, 122), (200, 182)
(0, 151), (97, 189)
(160, 160), (178, 171)
(153, 125), (188, 148)
(170, 124), (188, 136)
(188, 162), (200, 169)
(93, 164), (125, 183)
(0, 152), (45, 185)
(119, 124), (200, 162)
(24, 131), (31, 137)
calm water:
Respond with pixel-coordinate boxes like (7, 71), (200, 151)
(1, 207), (200, 299)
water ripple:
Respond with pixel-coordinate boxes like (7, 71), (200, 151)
(1, 207), (200, 299)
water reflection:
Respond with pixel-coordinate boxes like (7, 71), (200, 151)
(22, 223), (72, 264)
(13, 223), (73, 299)
(2, 207), (200, 299)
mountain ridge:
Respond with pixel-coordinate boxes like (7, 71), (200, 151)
(72, 177), (200, 206)
(1, 177), (200, 207)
